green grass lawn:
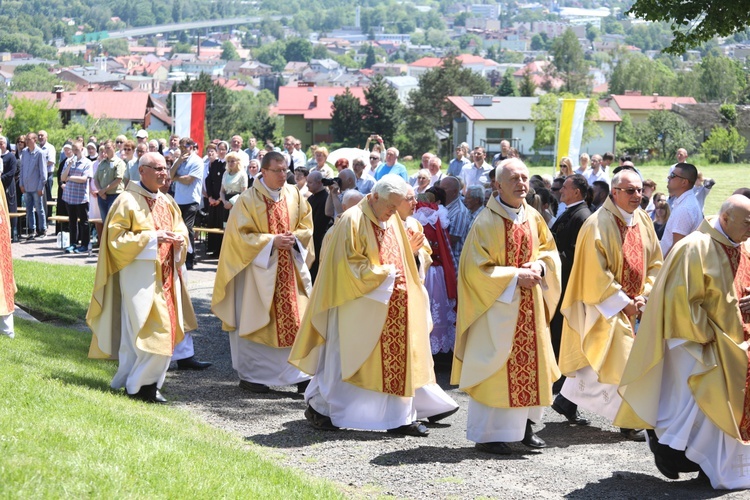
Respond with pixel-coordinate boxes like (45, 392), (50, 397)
(12, 260), (95, 323)
(1, 262), (343, 498)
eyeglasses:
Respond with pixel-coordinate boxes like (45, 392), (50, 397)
(142, 164), (168, 173)
(123, 148), (133, 151)
(613, 187), (643, 195)
(264, 168), (287, 174)
(115, 140), (123, 144)
(370, 156), (379, 160)
(667, 173), (688, 181)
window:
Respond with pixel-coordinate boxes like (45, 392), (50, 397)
(486, 128), (513, 143)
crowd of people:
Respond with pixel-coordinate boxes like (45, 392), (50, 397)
(3, 128), (750, 491)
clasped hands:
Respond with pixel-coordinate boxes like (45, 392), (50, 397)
(156, 230), (183, 251)
(406, 228), (424, 254)
(517, 261), (543, 289)
(623, 295), (647, 317)
(273, 232), (296, 251)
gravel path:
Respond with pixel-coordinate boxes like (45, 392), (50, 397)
(12, 235), (743, 499)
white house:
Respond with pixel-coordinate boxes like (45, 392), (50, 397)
(447, 95), (621, 159)
(384, 76), (419, 104)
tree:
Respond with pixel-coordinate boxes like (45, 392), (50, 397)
(101, 38), (129, 57)
(518, 67), (537, 97)
(497, 68), (519, 96)
(364, 44), (377, 69)
(312, 44), (329, 60)
(404, 55), (492, 154)
(531, 93), (602, 153)
(255, 41), (287, 72)
(10, 65), (73, 92)
(585, 24), (600, 43)
(330, 88), (364, 147)
(285, 38), (313, 63)
(698, 55), (745, 103)
(608, 54), (677, 96)
(172, 0), (182, 23)
(362, 75), (402, 146)
(4, 96), (62, 144)
(628, 0), (750, 53)
(644, 110), (698, 159)
(549, 29), (590, 94)
(701, 126), (748, 163)
(221, 41), (240, 61)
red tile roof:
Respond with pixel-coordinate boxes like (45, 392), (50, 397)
(597, 106), (622, 122)
(10, 91), (153, 120)
(611, 94), (697, 111)
(410, 54), (499, 69)
(272, 86), (366, 120)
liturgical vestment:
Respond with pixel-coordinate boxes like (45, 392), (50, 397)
(616, 218), (750, 489)
(289, 196), (456, 430)
(558, 197), (662, 421)
(0, 184), (15, 337)
(212, 179), (313, 386)
(87, 182), (197, 394)
(452, 197), (561, 443)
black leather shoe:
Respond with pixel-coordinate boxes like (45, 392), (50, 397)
(552, 395), (591, 425)
(176, 356), (212, 370)
(296, 379), (310, 394)
(620, 428), (646, 442)
(427, 406), (459, 423)
(239, 380), (269, 393)
(128, 383), (168, 404)
(522, 419), (546, 449)
(654, 454), (680, 480)
(387, 422), (429, 437)
(304, 405), (339, 431)
(475, 441), (512, 455)
(25, 234), (36, 241)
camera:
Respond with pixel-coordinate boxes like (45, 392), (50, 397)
(321, 177), (342, 187)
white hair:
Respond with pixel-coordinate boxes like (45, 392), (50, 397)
(466, 185), (484, 200)
(372, 174), (409, 198)
(495, 157), (528, 181)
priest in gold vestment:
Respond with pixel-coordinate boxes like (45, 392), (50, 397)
(615, 195), (750, 489)
(290, 175), (457, 436)
(452, 159), (561, 454)
(0, 182), (15, 338)
(88, 153), (198, 403)
(212, 151), (313, 393)
(555, 169), (662, 441)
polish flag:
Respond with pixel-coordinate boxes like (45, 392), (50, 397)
(173, 92), (207, 154)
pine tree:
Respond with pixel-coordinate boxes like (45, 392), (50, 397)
(362, 75), (402, 146)
(497, 68), (519, 96)
(518, 67), (537, 97)
(364, 44), (377, 69)
(330, 88), (364, 146)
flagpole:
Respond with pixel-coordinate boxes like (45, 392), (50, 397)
(553, 98), (561, 176)
(171, 92), (175, 136)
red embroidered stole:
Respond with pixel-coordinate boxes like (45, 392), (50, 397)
(0, 199), (14, 312)
(614, 217), (645, 299)
(372, 221), (409, 396)
(264, 196), (300, 347)
(144, 195), (177, 347)
(721, 244), (750, 441)
(503, 218), (540, 407)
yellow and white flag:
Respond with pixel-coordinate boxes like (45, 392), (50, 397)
(555, 99), (588, 171)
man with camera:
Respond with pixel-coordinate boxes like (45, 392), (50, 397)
(324, 169), (357, 220)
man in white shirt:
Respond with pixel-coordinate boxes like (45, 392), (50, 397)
(584, 154), (609, 186)
(37, 130), (56, 204)
(660, 163), (703, 256)
(282, 135), (306, 172)
(426, 156), (445, 186)
(459, 147), (492, 194)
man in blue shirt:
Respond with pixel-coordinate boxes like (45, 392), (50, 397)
(170, 137), (204, 270)
(19, 133), (48, 239)
(373, 147), (408, 182)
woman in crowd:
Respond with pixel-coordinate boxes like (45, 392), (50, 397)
(204, 141), (228, 256)
(219, 152), (248, 213)
(652, 199), (670, 240)
(414, 170), (431, 195)
(247, 158), (260, 187)
(85, 142), (98, 162)
(334, 158), (349, 174)
(557, 156), (573, 178)
(294, 166), (310, 198)
(310, 147), (335, 179)
(414, 186), (457, 355)
(578, 153), (590, 174)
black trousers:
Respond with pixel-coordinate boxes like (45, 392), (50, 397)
(178, 202), (199, 265)
(67, 202), (89, 248)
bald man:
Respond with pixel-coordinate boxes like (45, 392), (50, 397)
(617, 195), (750, 488)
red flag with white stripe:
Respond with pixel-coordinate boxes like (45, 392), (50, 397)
(173, 92), (206, 155)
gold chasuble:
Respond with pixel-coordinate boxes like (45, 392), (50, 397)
(451, 198), (561, 408)
(559, 197), (662, 385)
(0, 186), (15, 316)
(212, 181), (313, 347)
(615, 218), (750, 441)
(289, 197), (432, 398)
(87, 182), (197, 359)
